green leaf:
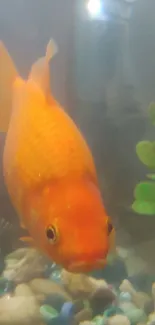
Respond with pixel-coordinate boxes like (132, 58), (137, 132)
(134, 181), (155, 202)
(147, 173), (155, 180)
(136, 141), (155, 169)
(148, 102), (155, 125)
(132, 200), (155, 215)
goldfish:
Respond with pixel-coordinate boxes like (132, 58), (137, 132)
(0, 39), (115, 273)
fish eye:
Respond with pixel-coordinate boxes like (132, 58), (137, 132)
(46, 225), (58, 244)
(107, 220), (113, 235)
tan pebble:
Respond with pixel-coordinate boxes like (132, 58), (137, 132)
(5, 259), (18, 269)
(61, 269), (108, 299)
(36, 294), (46, 303)
(119, 280), (136, 296)
(148, 312), (155, 321)
(73, 308), (93, 325)
(107, 314), (131, 325)
(119, 301), (137, 312)
(152, 283), (155, 311)
(61, 270), (95, 298)
(88, 277), (108, 289)
(15, 283), (35, 297)
(152, 283), (155, 295)
(29, 278), (72, 300)
(120, 280), (151, 309)
(4, 249), (49, 284)
(15, 284), (45, 303)
(6, 248), (31, 260)
(132, 292), (151, 309)
(79, 320), (94, 325)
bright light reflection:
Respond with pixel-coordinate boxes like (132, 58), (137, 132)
(87, 0), (102, 18)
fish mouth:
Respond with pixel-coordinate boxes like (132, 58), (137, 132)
(66, 258), (106, 273)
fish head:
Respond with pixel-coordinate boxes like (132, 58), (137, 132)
(41, 179), (114, 273)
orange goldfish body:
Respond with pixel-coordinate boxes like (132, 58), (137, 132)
(0, 39), (115, 273)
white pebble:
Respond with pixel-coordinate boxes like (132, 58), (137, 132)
(0, 293), (41, 324)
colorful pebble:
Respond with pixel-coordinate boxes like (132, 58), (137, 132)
(40, 304), (59, 322)
(119, 292), (132, 302)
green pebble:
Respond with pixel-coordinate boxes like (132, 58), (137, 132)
(93, 315), (106, 325)
(40, 304), (59, 321)
(125, 308), (147, 325)
(104, 306), (124, 317)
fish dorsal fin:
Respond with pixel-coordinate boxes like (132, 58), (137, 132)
(28, 39), (58, 100)
(0, 41), (18, 132)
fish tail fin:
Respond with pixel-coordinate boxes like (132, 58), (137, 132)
(28, 38), (58, 99)
(0, 41), (18, 132)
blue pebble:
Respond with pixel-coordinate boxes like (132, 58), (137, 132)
(60, 302), (75, 319)
(41, 302), (76, 325)
(119, 291), (132, 302)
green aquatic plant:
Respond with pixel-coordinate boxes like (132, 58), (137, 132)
(132, 102), (155, 215)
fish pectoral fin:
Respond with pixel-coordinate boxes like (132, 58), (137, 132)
(20, 221), (27, 230)
(28, 39), (58, 99)
(0, 41), (19, 132)
(20, 236), (35, 246)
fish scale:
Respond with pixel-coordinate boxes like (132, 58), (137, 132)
(4, 80), (97, 189)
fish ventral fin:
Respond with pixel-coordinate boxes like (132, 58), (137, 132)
(20, 220), (27, 230)
(28, 39), (58, 100)
(20, 236), (35, 246)
(0, 41), (18, 132)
